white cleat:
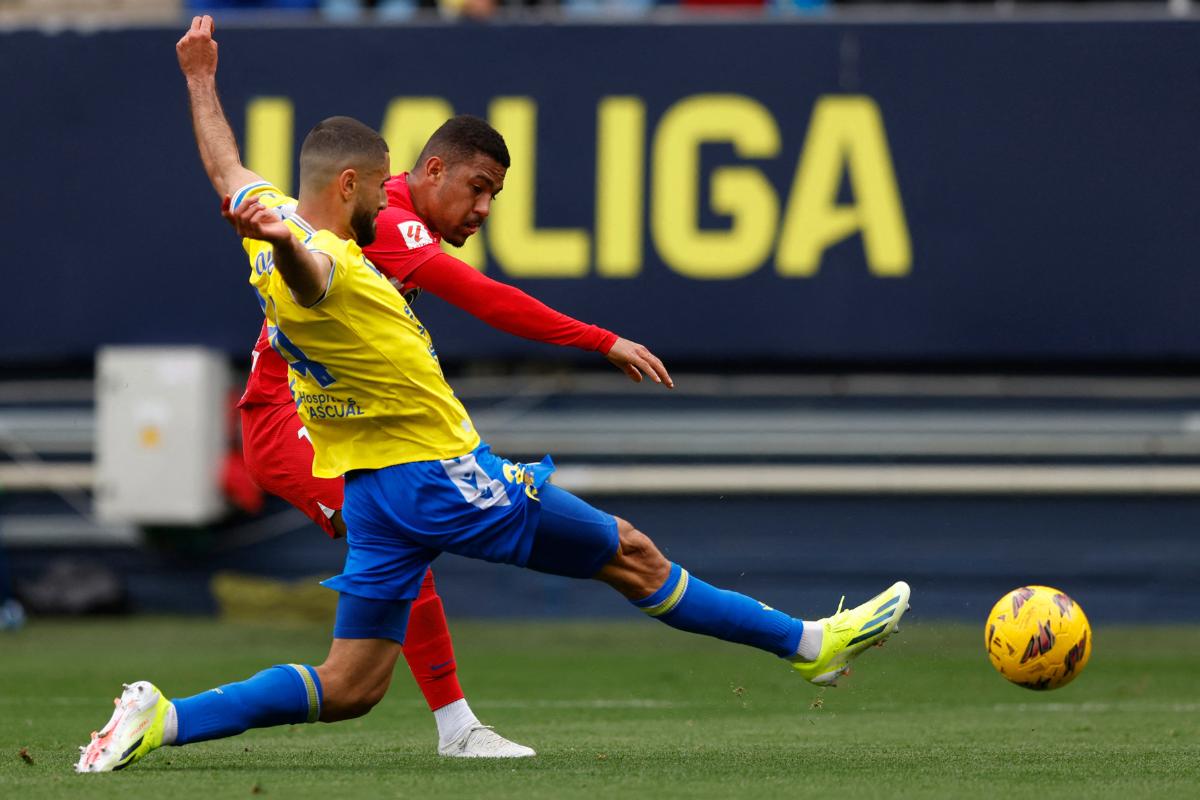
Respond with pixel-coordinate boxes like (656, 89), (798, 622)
(438, 725), (536, 758)
(74, 680), (170, 773)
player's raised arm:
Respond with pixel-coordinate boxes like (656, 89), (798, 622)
(222, 195), (332, 307)
(177, 15), (263, 199)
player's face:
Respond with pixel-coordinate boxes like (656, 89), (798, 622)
(431, 153), (506, 248)
(351, 155), (390, 247)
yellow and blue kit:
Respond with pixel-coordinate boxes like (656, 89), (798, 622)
(233, 182), (618, 640)
(238, 181), (480, 478)
(153, 181), (812, 754)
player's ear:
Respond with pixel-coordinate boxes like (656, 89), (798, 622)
(425, 156), (444, 184)
(338, 168), (357, 200)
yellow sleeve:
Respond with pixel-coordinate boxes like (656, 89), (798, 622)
(257, 230), (347, 311)
(301, 231), (351, 307)
(231, 180), (290, 211)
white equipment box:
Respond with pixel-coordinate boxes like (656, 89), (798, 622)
(94, 346), (231, 525)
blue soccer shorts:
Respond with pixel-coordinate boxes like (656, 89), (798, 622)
(324, 443), (618, 642)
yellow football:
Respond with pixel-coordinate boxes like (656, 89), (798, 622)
(984, 585), (1092, 690)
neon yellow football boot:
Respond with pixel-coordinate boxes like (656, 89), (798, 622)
(75, 681), (171, 773)
(791, 581), (911, 686)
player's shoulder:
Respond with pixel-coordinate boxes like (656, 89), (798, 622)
(307, 229), (357, 264)
(376, 205), (438, 253)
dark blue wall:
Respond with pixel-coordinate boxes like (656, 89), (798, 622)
(8, 493), (1199, 622)
(3, 20), (1198, 363)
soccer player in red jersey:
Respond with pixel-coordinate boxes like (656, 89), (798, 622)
(234, 108), (671, 760)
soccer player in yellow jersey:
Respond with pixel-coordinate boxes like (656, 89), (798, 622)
(76, 16), (911, 774)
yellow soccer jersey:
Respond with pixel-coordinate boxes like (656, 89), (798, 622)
(235, 181), (480, 477)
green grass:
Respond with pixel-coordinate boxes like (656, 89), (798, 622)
(1, 618), (1198, 799)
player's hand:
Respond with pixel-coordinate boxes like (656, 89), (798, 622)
(221, 196), (290, 245)
(176, 15), (218, 82)
(605, 337), (674, 388)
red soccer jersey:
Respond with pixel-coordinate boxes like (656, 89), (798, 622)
(369, 172), (445, 290)
(238, 173), (616, 407)
(239, 321), (293, 406)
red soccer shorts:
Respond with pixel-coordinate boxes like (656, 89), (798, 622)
(240, 402), (343, 538)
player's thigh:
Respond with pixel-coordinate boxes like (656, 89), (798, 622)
(525, 484), (620, 579)
(240, 403), (342, 536)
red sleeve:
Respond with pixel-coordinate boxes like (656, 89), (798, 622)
(363, 208), (442, 284)
(407, 252), (618, 354)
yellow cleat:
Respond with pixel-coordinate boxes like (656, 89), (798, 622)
(791, 581), (911, 686)
(75, 681), (170, 773)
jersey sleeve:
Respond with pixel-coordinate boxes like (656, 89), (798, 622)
(407, 252), (619, 354)
(295, 231), (346, 307)
(231, 180), (287, 210)
(259, 230), (345, 313)
(363, 208), (443, 284)
(233, 180), (301, 258)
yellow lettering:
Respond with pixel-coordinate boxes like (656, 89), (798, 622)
(245, 97), (293, 194)
(777, 95), (911, 277)
(380, 97), (455, 175)
(651, 95), (780, 280)
(380, 97), (485, 271)
(487, 97), (589, 278)
(595, 97), (645, 277)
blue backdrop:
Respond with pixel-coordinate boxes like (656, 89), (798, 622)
(2, 19), (1197, 363)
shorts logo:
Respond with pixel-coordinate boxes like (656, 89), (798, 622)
(442, 454), (511, 510)
(502, 462), (543, 502)
(399, 221), (434, 249)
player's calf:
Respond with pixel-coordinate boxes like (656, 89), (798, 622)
(595, 517), (803, 656)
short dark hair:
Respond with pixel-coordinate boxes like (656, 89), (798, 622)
(299, 116), (389, 192)
(416, 115), (510, 171)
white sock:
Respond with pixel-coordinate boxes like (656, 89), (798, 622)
(161, 702), (178, 745)
(433, 698), (479, 747)
(794, 621), (824, 662)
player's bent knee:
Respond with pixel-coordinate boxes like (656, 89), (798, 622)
(317, 672), (391, 722)
(341, 683), (389, 720)
(601, 518), (671, 599)
(315, 638), (401, 722)
(616, 520), (670, 572)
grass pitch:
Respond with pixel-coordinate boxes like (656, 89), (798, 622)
(1, 617), (1197, 799)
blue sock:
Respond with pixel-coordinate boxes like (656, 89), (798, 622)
(632, 563), (804, 658)
(172, 664), (322, 745)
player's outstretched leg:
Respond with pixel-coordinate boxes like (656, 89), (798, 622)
(597, 518), (909, 686)
(75, 601), (414, 775)
(76, 663), (324, 773)
(525, 486), (909, 687)
(402, 569), (535, 758)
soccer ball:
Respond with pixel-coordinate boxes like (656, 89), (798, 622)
(984, 585), (1092, 690)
